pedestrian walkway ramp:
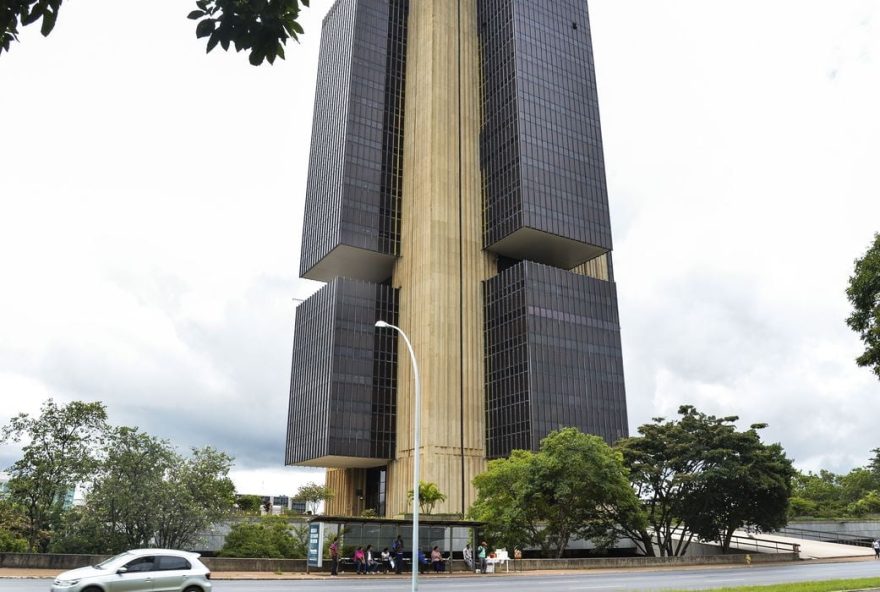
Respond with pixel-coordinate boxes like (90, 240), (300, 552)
(729, 530), (875, 560)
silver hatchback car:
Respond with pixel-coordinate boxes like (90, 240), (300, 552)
(51, 549), (212, 592)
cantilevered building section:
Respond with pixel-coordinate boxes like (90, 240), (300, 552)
(286, 0), (628, 517)
(484, 261), (628, 459)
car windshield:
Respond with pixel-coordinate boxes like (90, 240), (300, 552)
(95, 552), (134, 569)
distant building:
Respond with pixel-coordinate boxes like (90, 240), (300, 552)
(286, 0), (628, 517)
(262, 495), (308, 515)
(236, 493), (308, 515)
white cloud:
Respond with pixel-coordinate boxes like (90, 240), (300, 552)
(1, 0), (879, 498)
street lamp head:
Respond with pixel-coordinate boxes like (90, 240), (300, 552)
(375, 320), (390, 328)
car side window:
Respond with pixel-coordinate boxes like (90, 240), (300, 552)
(123, 557), (156, 573)
(156, 556), (191, 571)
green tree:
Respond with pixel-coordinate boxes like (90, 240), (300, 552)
(684, 437), (794, 552)
(468, 449), (536, 551)
(617, 405), (794, 556)
(839, 467), (880, 506)
(1, 0), (310, 65)
(0, 499), (28, 552)
(790, 469), (843, 518)
(0, 399), (108, 551)
(52, 431), (235, 554)
(615, 407), (709, 557)
(220, 515), (307, 558)
(869, 448), (880, 476)
(407, 481), (447, 515)
(846, 232), (880, 379)
(470, 428), (644, 558)
(789, 454), (880, 520)
(293, 482), (334, 515)
(152, 445), (236, 549)
(236, 494), (264, 514)
(64, 427), (178, 553)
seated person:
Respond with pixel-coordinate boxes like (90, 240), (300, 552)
(380, 547), (392, 573)
(353, 546), (366, 574)
(417, 549), (430, 573)
(365, 544), (377, 574)
(431, 546), (444, 572)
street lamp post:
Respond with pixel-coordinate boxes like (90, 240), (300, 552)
(375, 320), (421, 592)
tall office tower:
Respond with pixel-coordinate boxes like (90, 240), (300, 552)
(286, 0), (628, 517)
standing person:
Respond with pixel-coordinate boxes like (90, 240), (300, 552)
(463, 543), (473, 571)
(392, 534), (404, 574)
(477, 541), (488, 574)
(873, 538), (880, 559)
(380, 547), (392, 573)
(354, 545), (366, 574)
(329, 536), (339, 576)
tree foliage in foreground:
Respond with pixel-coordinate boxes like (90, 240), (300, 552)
(1, 0), (309, 65)
(52, 428), (235, 554)
(1, 398), (238, 553)
(220, 515), (308, 558)
(469, 428), (644, 558)
(0, 398), (108, 551)
(846, 232), (880, 380)
(0, 499), (29, 552)
(616, 405), (794, 556)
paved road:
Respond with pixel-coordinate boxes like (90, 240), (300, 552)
(3, 560), (879, 592)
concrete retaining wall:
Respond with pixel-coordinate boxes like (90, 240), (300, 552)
(0, 552), (798, 573)
(201, 557), (307, 572)
(787, 520), (880, 539)
(0, 553), (108, 570)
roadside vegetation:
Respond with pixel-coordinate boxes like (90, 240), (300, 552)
(671, 577), (880, 592)
(469, 406), (797, 558)
(2, 398), (878, 560)
(789, 450), (880, 520)
(0, 398), (339, 556)
(0, 399), (234, 553)
(219, 515), (309, 559)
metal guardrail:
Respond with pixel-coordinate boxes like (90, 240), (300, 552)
(724, 533), (800, 555)
(774, 525), (874, 548)
(664, 527), (801, 555)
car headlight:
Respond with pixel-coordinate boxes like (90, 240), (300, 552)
(53, 579), (80, 587)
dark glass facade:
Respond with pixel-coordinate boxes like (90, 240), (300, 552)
(288, 0), (628, 513)
(484, 261), (628, 458)
(299, 0), (408, 283)
(478, 0), (612, 269)
(285, 278), (399, 466)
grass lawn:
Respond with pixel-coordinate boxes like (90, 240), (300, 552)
(671, 578), (880, 592)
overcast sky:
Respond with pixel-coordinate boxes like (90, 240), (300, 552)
(1, 0), (879, 495)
